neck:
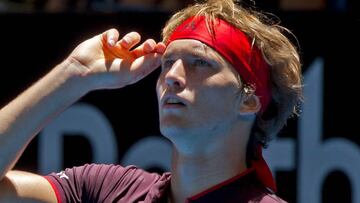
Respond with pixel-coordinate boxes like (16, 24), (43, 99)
(168, 139), (247, 203)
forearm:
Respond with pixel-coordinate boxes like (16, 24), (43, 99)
(0, 58), (89, 180)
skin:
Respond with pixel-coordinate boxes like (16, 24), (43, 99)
(0, 31), (261, 203)
(157, 39), (260, 203)
(0, 29), (165, 202)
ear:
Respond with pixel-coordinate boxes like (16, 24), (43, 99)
(238, 94), (261, 116)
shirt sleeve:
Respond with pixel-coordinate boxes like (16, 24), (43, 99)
(44, 164), (162, 203)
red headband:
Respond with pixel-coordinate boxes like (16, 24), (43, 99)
(167, 16), (271, 113)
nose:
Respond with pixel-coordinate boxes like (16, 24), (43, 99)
(164, 59), (186, 89)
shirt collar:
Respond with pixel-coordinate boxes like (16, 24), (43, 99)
(148, 148), (276, 203)
(186, 168), (272, 203)
(187, 148), (276, 203)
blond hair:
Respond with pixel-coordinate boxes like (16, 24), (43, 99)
(162, 0), (303, 158)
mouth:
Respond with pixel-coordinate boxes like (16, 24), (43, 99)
(162, 96), (187, 108)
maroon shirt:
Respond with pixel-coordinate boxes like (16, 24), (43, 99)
(45, 164), (286, 203)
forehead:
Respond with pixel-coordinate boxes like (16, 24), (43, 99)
(164, 39), (224, 60)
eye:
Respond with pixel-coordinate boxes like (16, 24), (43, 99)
(193, 58), (211, 67)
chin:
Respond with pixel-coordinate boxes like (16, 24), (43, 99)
(160, 127), (205, 155)
(160, 121), (197, 145)
(160, 124), (183, 138)
(160, 115), (186, 133)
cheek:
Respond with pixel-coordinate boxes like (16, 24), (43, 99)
(156, 77), (164, 97)
(197, 83), (239, 112)
(202, 74), (239, 97)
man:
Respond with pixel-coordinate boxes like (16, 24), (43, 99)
(0, 0), (302, 202)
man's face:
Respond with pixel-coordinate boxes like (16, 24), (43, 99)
(156, 39), (242, 144)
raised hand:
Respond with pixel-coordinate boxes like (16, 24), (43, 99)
(0, 29), (166, 182)
(67, 28), (166, 90)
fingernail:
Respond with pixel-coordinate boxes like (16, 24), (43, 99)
(122, 37), (130, 45)
(108, 39), (115, 46)
(145, 42), (153, 52)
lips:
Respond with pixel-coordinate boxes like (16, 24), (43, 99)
(161, 94), (187, 108)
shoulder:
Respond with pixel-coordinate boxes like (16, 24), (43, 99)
(45, 164), (171, 202)
(46, 163), (169, 187)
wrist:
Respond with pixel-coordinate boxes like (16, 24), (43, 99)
(59, 57), (94, 96)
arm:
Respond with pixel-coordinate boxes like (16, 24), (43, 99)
(0, 171), (57, 202)
(0, 28), (165, 201)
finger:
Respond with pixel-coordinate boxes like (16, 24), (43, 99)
(102, 28), (120, 47)
(108, 45), (135, 61)
(128, 53), (162, 84)
(118, 32), (141, 50)
(155, 42), (166, 54)
(131, 39), (156, 58)
(103, 40), (135, 61)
